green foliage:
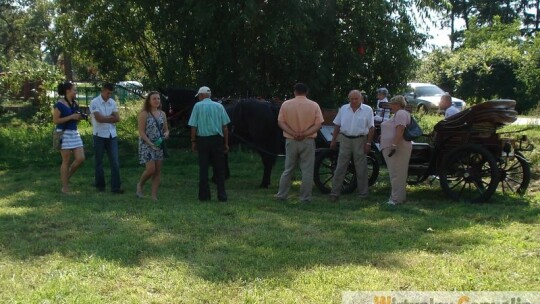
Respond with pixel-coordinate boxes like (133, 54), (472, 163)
(0, 0), (53, 62)
(0, 56), (63, 108)
(436, 0), (539, 48)
(52, 0), (430, 106)
(516, 35), (540, 112)
(415, 18), (540, 112)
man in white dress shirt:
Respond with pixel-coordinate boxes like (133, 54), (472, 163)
(329, 90), (375, 201)
(90, 82), (123, 193)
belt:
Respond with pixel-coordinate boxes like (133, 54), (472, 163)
(340, 133), (366, 139)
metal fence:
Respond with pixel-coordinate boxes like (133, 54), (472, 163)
(46, 85), (144, 107)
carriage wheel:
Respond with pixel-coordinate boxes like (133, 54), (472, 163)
(367, 152), (379, 187)
(313, 149), (379, 194)
(439, 144), (499, 203)
(406, 171), (429, 185)
(498, 152), (531, 195)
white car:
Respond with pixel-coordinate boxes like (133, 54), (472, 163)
(403, 82), (466, 113)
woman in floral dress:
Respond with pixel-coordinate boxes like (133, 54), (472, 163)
(136, 91), (169, 201)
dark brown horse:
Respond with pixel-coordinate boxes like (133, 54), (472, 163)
(224, 98), (284, 188)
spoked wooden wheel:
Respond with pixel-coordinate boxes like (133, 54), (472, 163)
(439, 144), (499, 203)
(313, 149), (379, 194)
(498, 152), (531, 195)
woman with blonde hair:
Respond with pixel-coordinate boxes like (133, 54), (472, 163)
(136, 91), (169, 201)
(380, 95), (412, 205)
(52, 82), (85, 194)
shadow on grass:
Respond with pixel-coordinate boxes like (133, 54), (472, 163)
(1, 159), (539, 285)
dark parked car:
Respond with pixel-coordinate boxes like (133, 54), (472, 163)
(403, 82), (466, 113)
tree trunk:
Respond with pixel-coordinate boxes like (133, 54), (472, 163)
(63, 52), (73, 81)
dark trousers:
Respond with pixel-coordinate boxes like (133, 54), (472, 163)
(93, 135), (121, 191)
(197, 135), (227, 201)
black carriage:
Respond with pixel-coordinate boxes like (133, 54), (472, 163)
(313, 99), (534, 203)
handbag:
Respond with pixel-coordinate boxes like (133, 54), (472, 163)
(52, 129), (64, 150)
(403, 115), (423, 141)
(52, 121), (67, 150)
(149, 111), (169, 158)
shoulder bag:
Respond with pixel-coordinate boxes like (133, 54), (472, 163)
(149, 111), (169, 158)
(403, 115), (423, 141)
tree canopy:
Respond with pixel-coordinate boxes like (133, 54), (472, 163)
(49, 0), (433, 106)
(415, 17), (540, 112)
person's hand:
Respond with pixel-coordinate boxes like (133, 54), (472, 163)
(330, 140), (337, 150)
(294, 131), (305, 141)
(164, 131), (170, 139)
(72, 113), (82, 121)
(191, 142), (197, 152)
(224, 144), (229, 154)
(364, 143), (371, 154)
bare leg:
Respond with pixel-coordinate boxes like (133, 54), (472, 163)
(68, 147), (85, 179)
(60, 149), (72, 193)
(137, 161), (156, 197)
(150, 160), (162, 200)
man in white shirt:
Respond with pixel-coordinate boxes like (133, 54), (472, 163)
(439, 93), (460, 119)
(90, 82), (123, 193)
(329, 90), (375, 201)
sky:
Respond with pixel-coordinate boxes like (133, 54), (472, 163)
(413, 8), (466, 51)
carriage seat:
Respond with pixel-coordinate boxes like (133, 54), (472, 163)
(434, 99), (517, 132)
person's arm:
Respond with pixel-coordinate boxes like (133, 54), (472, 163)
(93, 111), (120, 123)
(222, 125), (229, 153)
(393, 125), (405, 145)
(52, 107), (81, 125)
(302, 122), (322, 139)
(191, 127), (197, 152)
(278, 120), (298, 139)
(365, 109), (375, 154)
(365, 126), (374, 154)
(330, 125), (341, 149)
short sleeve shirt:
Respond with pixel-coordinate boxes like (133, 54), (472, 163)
(90, 95), (119, 138)
(54, 99), (79, 131)
(380, 109), (411, 150)
(445, 105), (460, 119)
(278, 96), (324, 139)
(188, 98), (231, 137)
(333, 103), (374, 136)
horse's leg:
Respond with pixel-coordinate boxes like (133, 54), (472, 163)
(259, 153), (276, 188)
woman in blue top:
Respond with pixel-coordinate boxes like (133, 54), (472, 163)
(52, 82), (85, 194)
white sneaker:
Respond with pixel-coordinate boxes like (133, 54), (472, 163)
(385, 200), (397, 205)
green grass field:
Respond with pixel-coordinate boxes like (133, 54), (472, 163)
(0, 108), (539, 303)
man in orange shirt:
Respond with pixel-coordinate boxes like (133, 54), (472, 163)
(275, 83), (324, 203)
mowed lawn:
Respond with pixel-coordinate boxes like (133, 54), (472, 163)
(1, 151), (539, 303)
(0, 110), (539, 303)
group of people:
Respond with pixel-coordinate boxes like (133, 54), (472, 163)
(271, 84), (411, 205)
(53, 81), (460, 205)
(274, 84), (461, 206)
(53, 82), (168, 201)
(53, 82), (123, 195)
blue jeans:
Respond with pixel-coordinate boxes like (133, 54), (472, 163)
(93, 135), (121, 191)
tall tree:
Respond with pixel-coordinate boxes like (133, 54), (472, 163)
(53, 0), (434, 105)
(441, 0), (539, 49)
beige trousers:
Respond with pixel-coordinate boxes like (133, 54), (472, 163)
(330, 135), (369, 197)
(276, 138), (316, 201)
(382, 143), (412, 204)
